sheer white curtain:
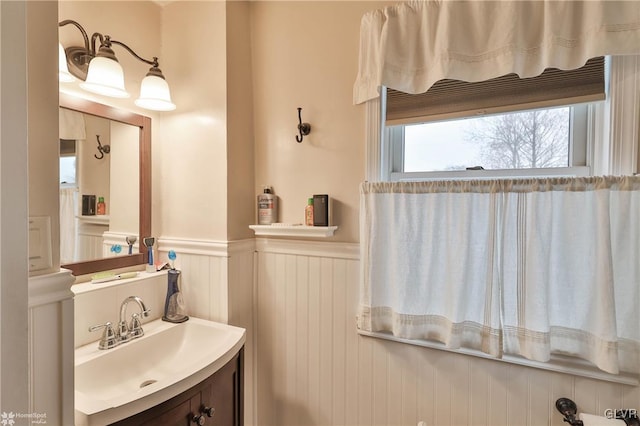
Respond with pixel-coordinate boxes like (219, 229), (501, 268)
(358, 176), (640, 374)
(353, 0), (640, 104)
(60, 187), (78, 264)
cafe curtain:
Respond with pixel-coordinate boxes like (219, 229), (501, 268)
(60, 187), (78, 264)
(358, 176), (640, 374)
(353, 0), (640, 104)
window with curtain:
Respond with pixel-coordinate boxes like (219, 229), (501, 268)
(358, 177), (640, 377)
(354, 0), (640, 381)
(383, 57), (605, 179)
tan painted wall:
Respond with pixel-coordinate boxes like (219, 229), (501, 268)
(28, 1), (60, 274)
(226, 1), (255, 241)
(79, 114), (110, 211)
(109, 121), (140, 234)
(159, 0), (229, 241)
(250, 1), (395, 242)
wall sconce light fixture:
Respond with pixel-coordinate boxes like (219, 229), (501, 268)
(58, 19), (176, 112)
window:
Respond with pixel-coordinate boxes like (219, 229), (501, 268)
(386, 104), (592, 181)
(60, 139), (77, 186)
(361, 56), (640, 383)
(378, 56), (606, 181)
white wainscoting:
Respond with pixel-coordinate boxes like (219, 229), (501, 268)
(76, 220), (107, 261)
(253, 239), (640, 426)
(28, 269), (75, 426)
(157, 236), (256, 425)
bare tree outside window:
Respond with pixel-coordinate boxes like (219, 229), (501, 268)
(467, 108), (570, 169)
(403, 107), (572, 172)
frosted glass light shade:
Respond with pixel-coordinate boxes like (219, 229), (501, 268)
(135, 75), (176, 111)
(58, 43), (75, 83)
(80, 56), (129, 98)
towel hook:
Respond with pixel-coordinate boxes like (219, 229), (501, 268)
(94, 135), (111, 160)
(296, 107), (311, 143)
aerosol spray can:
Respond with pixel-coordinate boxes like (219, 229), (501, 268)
(257, 186), (277, 224)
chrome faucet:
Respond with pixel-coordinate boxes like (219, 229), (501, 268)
(117, 296), (151, 343)
(89, 295), (150, 350)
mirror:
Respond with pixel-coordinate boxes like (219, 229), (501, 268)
(60, 93), (151, 276)
(60, 111), (139, 263)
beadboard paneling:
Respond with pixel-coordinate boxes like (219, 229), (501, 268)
(157, 237), (256, 425)
(29, 270), (75, 426)
(254, 240), (640, 426)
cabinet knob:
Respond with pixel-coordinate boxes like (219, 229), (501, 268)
(192, 414), (206, 425)
(203, 406), (215, 417)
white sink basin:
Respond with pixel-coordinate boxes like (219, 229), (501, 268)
(74, 317), (245, 426)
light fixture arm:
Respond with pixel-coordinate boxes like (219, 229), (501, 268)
(58, 19), (90, 53)
(58, 19), (164, 79)
(59, 19), (176, 111)
(110, 39), (159, 68)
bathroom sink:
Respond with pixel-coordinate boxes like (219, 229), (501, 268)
(74, 317), (245, 426)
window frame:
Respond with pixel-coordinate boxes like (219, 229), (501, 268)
(59, 138), (78, 188)
(384, 103), (593, 182)
(367, 56), (640, 182)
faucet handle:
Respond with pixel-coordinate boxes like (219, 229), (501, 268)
(128, 313), (145, 338)
(88, 321), (118, 350)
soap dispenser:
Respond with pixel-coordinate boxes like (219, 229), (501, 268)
(162, 269), (189, 323)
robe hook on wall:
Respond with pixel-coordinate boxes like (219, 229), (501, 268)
(296, 107), (311, 143)
(94, 135), (110, 160)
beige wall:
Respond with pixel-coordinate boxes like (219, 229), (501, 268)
(226, 1), (255, 240)
(29, 1), (60, 274)
(158, 1), (228, 241)
(79, 114), (110, 211)
(110, 121), (140, 234)
(251, 1), (394, 242)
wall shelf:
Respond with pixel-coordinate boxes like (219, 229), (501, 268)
(249, 224), (338, 238)
(77, 215), (110, 226)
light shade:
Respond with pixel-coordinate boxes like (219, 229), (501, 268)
(80, 56), (129, 98)
(58, 43), (75, 83)
(135, 75), (176, 111)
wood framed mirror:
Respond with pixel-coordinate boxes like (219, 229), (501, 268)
(60, 93), (151, 276)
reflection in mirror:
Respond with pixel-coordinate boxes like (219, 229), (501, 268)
(60, 94), (151, 276)
(60, 110), (140, 263)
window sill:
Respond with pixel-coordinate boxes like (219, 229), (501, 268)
(390, 166), (591, 182)
(357, 329), (639, 386)
(249, 224), (338, 238)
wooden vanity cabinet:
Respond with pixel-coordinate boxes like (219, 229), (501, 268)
(112, 348), (243, 426)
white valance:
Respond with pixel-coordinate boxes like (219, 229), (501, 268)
(59, 108), (86, 140)
(353, 0), (640, 104)
(358, 176), (640, 375)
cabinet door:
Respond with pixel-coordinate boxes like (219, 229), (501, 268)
(201, 352), (243, 426)
(110, 348), (244, 426)
(140, 394), (200, 426)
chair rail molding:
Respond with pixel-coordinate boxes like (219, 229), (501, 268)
(28, 268), (75, 307)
